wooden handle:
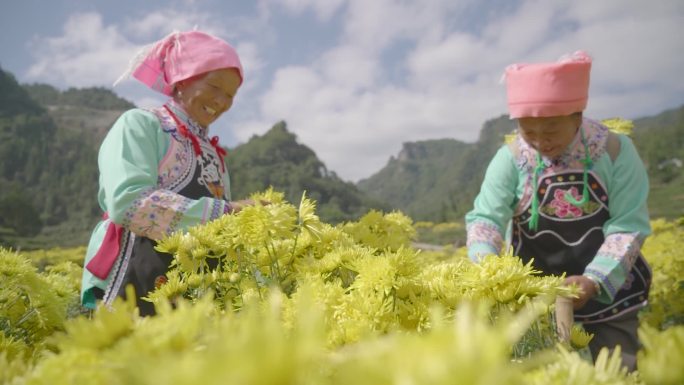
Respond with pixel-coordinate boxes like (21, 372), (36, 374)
(555, 296), (574, 343)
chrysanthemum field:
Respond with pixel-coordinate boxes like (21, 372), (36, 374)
(1, 190), (682, 385)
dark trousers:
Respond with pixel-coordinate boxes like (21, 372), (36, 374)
(582, 309), (640, 371)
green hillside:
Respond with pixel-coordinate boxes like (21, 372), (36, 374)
(228, 121), (389, 223)
(359, 107), (684, 223)
(23, 83), (134, 147)
(0, 70), (131, 249)
(0, 68), (387, 249)
(632, 106), (684, 219)
(358, 116), (517, 222)
(2, 64), (681, 249)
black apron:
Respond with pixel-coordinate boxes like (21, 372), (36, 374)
(511, 170), (651, 323)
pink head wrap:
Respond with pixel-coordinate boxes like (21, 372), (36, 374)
(504, 51), (592, 118)
(125, 31), (243, 95)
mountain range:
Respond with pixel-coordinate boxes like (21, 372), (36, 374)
(358, 107), (684, 222)
(1, 67), (682, 249)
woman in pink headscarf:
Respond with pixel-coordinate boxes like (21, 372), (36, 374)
(81, 30), (254, 316)
(465, 51), (651, 370)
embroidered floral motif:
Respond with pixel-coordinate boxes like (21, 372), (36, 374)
(544, 187), (583, 218)
(150, 107), (196, 192)
(540, 187), (600, 218)
(466, 220), (503, 253)
(157, 139), (195, 190)
(596, 232), (642, 270)
(152, 107), (182, 141)
(121, 103), (228, 241)
(513, 118), (609, 173)
(153, 104), (227, 199)
(122, 188), (194, 240)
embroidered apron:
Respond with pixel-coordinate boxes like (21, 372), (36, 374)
(96, 105), (227, 316)
(511, 170), (651, 324)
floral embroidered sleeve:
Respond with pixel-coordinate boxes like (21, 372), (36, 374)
(583, 135), (651, 303)
(465, 146), (519, 261)
(99, 109), (230, 241)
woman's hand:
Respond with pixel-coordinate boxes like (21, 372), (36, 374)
(226, 199), (270, 214)
(564, 275), (599, 310)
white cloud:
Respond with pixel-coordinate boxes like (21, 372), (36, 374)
(235, 0), (509, 181)
(22, 1), (684, 183)
(236, 0), (684, 182)
(122, 9), (242, 41)
(235, 41), (266, 92)
(567, 13), (684, 88)
(264, 0), (347, 21)
(25, 8), (266, 85)
(519, 1), (684, 119)
(334, 0), (462, 58)
(124, 11), (198, 39)
(26, 13), (138, 87)
(408, 32), (489, 87)
(319, 44), (380, 89)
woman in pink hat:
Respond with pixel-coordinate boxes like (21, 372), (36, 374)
(80, 30), (256, 316)
(465, 51), (651, 370)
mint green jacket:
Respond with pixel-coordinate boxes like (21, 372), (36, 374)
(81, 103), (232, 308)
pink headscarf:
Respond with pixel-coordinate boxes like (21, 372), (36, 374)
(123, 30), (243, 95)
(504, 51), (592, 119)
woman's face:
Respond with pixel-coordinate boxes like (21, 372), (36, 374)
(517, 113), (582, 158)
(174, 68), (241, 128)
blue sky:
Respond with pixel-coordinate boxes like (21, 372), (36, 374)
(2, 0), (684, 182)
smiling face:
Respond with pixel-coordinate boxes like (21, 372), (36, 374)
(517, 113), (582, 158)
(173, 68), (242, 128)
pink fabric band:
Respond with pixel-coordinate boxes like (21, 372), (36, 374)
(505, 51), (592, 118)
(85, 213), (124, 280)
(132, 30), (243, 95)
